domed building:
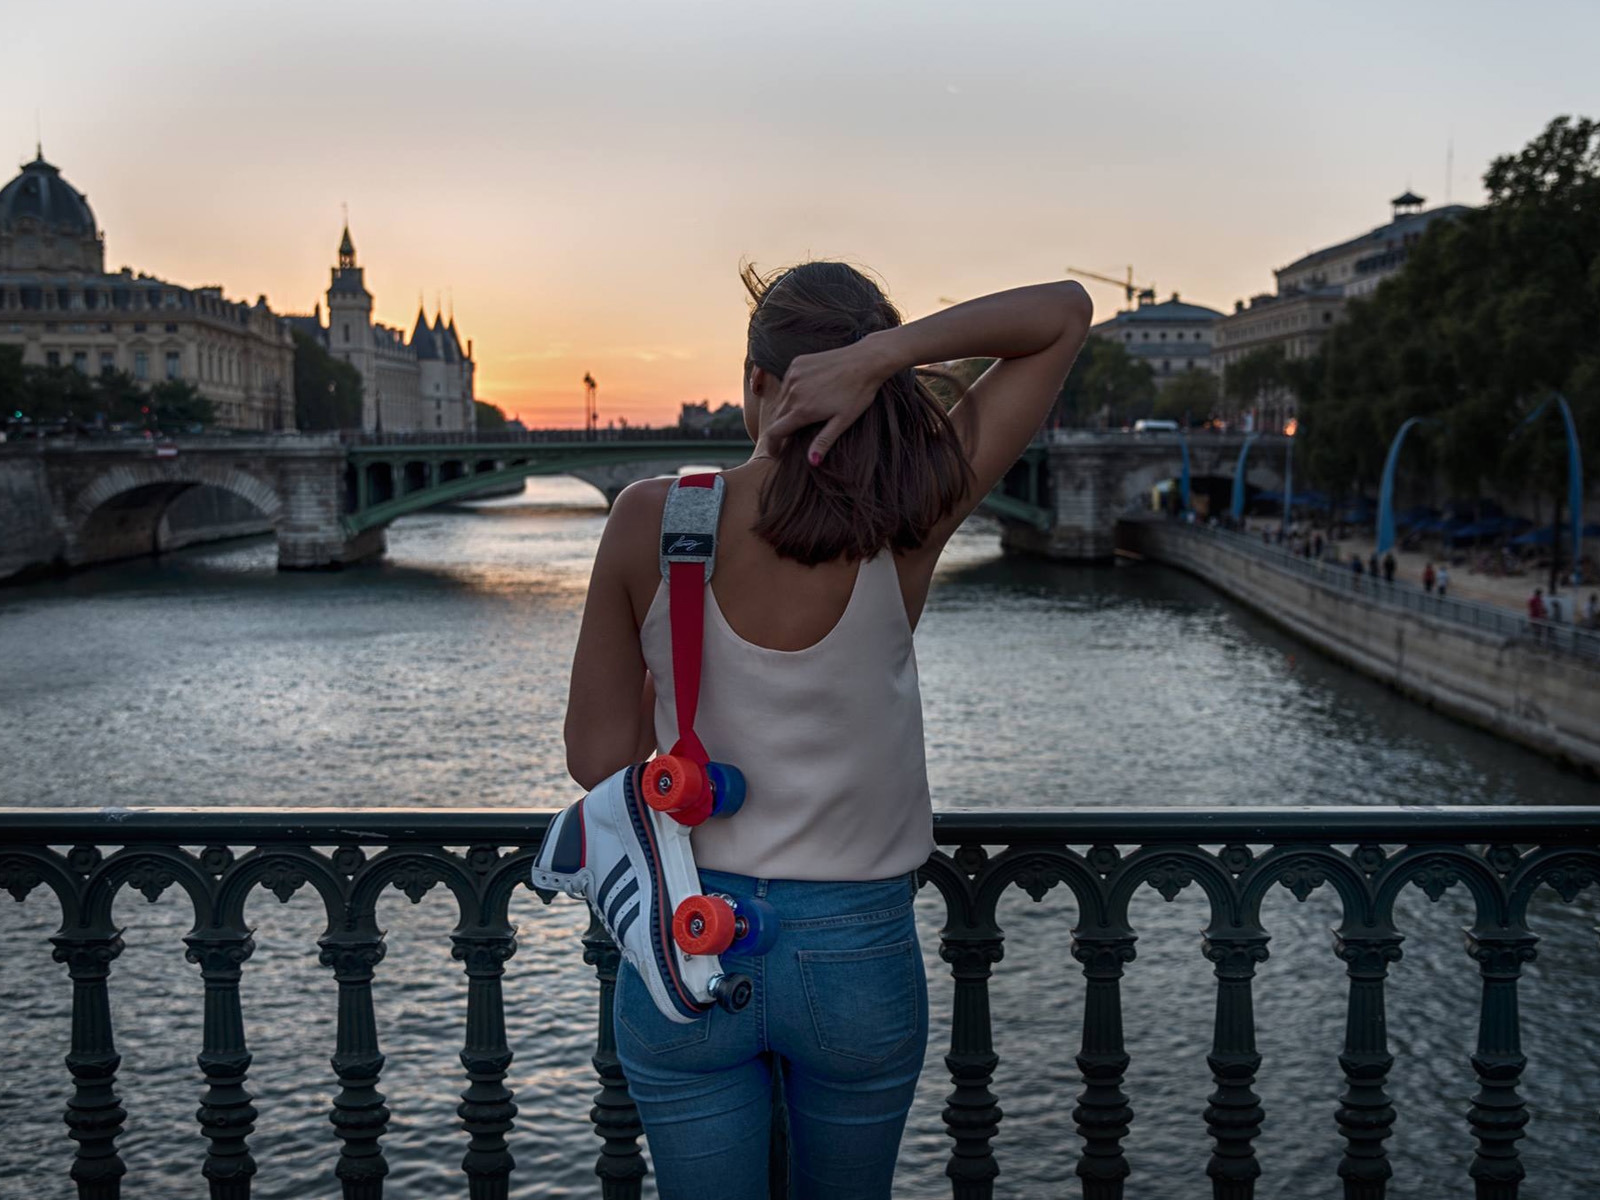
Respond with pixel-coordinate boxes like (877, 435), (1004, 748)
(0, 149), (293, 430)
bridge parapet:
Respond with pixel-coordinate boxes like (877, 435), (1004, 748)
(1, 805), (1595, 1198)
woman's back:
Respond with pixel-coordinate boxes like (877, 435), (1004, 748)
(633, 468), (934, 879)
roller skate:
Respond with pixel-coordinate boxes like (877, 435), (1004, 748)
(533, 473), (778, 1023)
(531, 759), (770, 1021)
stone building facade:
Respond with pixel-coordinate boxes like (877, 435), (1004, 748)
(1087, 292), (1223, 386)
(288, 228), (476, 433)
(0, 151), (294, 430)
(1212, 191), (1472, 425)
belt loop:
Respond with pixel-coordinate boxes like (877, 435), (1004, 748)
(757, 877), (769, 899)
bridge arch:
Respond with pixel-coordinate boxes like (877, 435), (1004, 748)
(67, 461), (280, 566)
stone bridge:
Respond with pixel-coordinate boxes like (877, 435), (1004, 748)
(998, 430), (1290, 560)
(0, 432), (755, 579)
(0, 429), (1289, 580)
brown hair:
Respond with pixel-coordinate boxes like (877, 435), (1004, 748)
(742, 261), (972, 565)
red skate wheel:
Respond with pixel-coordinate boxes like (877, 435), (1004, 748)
(644, 755), (706, 817)
(673, 894), (736, 956)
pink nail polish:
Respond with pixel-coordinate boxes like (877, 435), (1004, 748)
(808, 450), (821, 466)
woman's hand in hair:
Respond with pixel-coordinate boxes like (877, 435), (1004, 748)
(761, 335), (896, 465)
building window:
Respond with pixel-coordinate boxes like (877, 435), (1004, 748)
(1187, 359), (1195, 369)
(436, 413), (443, 428)
(72, 352), (88, 374)
(1123, 331), (1131, 341)
(99, 322), (112, 333)
(164, 323), (178, 334)
(1323, 312), (1333, 323)
(165, 351), (181, 379)
(133, 322), (147, 333)
(100, 351), (115, 375)
(46, 351), (61, 368)
(134, 352), (149, 380)
(1161, 360), (1170, 373)
(44, 322), (58, 333)
(1142, 332), (1150, 341)
(343, 323), (350, 342)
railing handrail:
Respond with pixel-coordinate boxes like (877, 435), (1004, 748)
(5, 804), (1598, 844)
(1172, 520), (1600, 660)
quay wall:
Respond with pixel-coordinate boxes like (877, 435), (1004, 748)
(1127, 520), (1600, 774)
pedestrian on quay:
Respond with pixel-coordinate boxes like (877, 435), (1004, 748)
(555, 264), (1093, 1199)
(1437, 564), (1449, 597)
(1312, 531), (1324, 560)
(1368, 551), (1380, 579)
(1423, 562), (1436, 593)
(1382, 552), (1396, 584)
(1585, 592), (1599, 629)
(1351, 555), (1364, 591)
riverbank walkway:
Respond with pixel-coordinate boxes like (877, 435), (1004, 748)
(1245, 520), (1598, 622)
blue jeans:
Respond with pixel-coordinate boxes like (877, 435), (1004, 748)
(614, 868), (928, 1200)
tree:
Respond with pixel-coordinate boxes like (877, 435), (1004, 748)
(1054, 338), (1156, 428)
(0, 346), (24, 419)
(148, 379), (215, 429)
(1299, 114), (1600, 512)
(475, 400), (508, 432)
(292, 330), (363, 431)
(1154, 368), (1220, 425)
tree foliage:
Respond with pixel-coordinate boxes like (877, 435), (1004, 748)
(1053, 337), (1156, 427)
(1155, 368), (1221, 424)
(1299, 115), (1600, 503)
(475, 400), (508, 431)
(0, 353), (214, 432)
(292, 330), (363, 431)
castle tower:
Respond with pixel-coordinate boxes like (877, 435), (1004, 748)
(326, 225), (379, 430)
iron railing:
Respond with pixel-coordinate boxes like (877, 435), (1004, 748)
(2, 806), (1597, 1199)
(1173, 521), (1600, 662)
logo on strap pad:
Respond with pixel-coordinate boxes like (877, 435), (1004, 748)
(662, 533), (714, 557)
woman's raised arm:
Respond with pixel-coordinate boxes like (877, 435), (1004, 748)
(762, 280), (1093, 536)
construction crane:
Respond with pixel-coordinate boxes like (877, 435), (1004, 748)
(1065, 265), (1156, 311)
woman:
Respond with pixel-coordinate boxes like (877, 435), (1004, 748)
(563, 262), (1091, 1199)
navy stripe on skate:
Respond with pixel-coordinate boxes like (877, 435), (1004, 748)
(549, 801), (586, 874)
(596, 858), (630, 910)
(606, 877), (639, 929)
(615, 904), (639, 946)
(623, 765), (707, 1019)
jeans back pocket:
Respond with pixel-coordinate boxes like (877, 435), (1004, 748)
(797, 939), (921, 1067)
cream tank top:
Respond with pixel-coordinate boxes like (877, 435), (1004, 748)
(640, 552), (934, 881)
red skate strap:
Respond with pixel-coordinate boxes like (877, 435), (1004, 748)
(668, 473), (716, 766)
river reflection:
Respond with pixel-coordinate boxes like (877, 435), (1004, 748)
(0, 478), (1594, 1199)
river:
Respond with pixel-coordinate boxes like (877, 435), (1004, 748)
(1, 477), (1595, 1199)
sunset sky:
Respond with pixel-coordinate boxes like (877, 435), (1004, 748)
(5, 1), (1596, 426)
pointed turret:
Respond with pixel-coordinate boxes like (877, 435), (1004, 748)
(411, 308), (439, 360)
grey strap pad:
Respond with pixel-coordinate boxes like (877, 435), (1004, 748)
(659, 475), (725, 582)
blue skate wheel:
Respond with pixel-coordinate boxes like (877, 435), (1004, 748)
(706, 761), (746, 819)
(728, 895), (778, 956)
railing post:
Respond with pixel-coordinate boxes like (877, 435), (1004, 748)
(1464, 930), (1538, 1200)
(1071, 930), (1137, 1199)
(451, 931), (519, 1199)
(582, 913), (646, 1200)
(184, 929), (259, 1199)
(51, 931), (128, 1200)
(318, 931), (391, 1199)
(939, 919), (1004, 1200)
(1333, 928), (1403, 1199)
(1201, 930), (1270, 1200)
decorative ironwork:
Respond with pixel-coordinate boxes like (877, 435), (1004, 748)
(1, 806), (1597, 1200)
